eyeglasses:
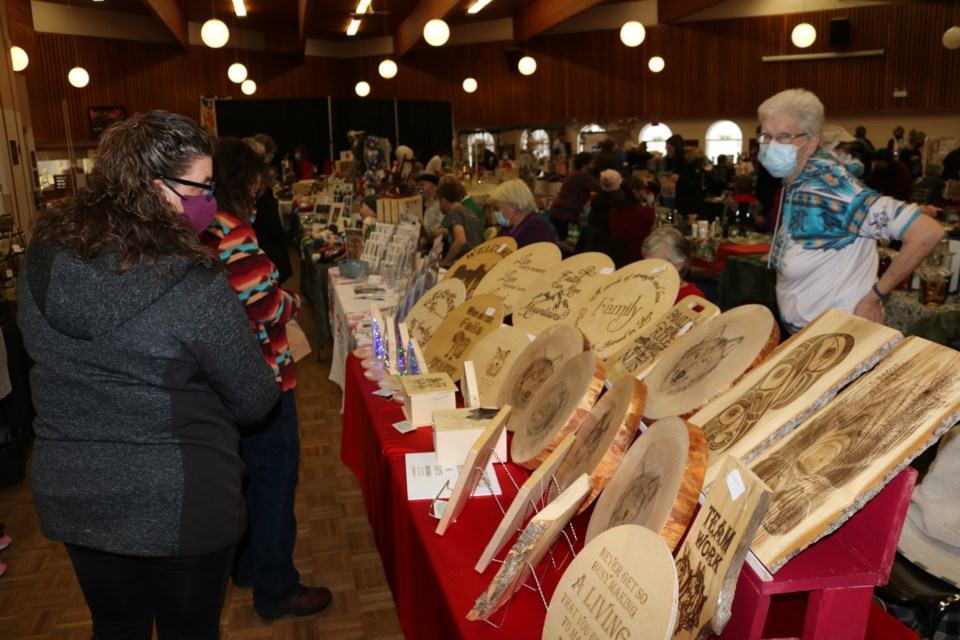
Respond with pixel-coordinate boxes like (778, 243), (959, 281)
(160, 175), (216, 201)
(758, 132), (808, 145)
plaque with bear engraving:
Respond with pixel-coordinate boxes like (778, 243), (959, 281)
(644, 305), (779, 421)
(443, 237), (516, 296)
(543, 524), (678, 640)
(467, 326), (532, 408)
(404, 279), (466, 352)
(574, 259), (680, 360)
(513, 252), (615, 336)
(423, 294), (504, 382)
(473, 242), (563, 315)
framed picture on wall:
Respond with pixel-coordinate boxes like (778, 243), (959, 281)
(89, 106), (127, 139)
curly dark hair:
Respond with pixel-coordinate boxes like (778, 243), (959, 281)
(31, 110), (216, 272)
(213, 137), (267, 219)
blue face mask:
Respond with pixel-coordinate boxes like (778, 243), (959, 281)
(495, 210), (510, 227)
(758, 140), (800, 178)
(418, 188), (427, 199)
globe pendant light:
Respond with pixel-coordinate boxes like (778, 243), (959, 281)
(356, 81), (371, 97)
(462, 77), (478, 93)
(648, 56), (665, 73)
(620, 21), (646, 47)
(423, 19), (450, 47)
(10, 46), (28, 72)
(518, 55), (537, 76)
(227, 62), (248, 83)
(201, 19), (230, 48)
(944, 26), (960, 50)
(241, 79), (256, 95)
(379, 59), (398, 79)
(791, 23), (816, 48)
(68, 66), (89, 88)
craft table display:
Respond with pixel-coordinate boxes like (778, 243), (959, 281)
(883, 290), (960, 334)
(692, 241), (770, 273)
(328, 275), (400, 391)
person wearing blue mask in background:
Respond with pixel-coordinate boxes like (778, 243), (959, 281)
(758, 88), (943, 333)
(489, 179), (556, 248)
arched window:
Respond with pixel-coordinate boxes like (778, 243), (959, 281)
(520, 128), (551, 160)
(466, 131), (495, 167)
(578, 123), (606, 152)
(639, 122), (673, 155)
(705, 120), (744, 163)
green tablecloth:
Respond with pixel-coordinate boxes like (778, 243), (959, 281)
(718, 253), (779, 312)
(884, 290), (960, 337)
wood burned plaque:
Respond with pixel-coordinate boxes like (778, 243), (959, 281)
(690, 308), (903, 488)
(586, 417), (707, 550)
(423, 294), (504, 382)
(467, 326), (532, 407)
(473, 242), (562, 315)
(748, 336), (960, 572)
(513, 252), (615, 336)
(644, 305), (779, 421)
(543, 524), (678, 640)
(404, 279), (466, 350)
(443, 237), (516, 296)
(573, 259), (680, 360)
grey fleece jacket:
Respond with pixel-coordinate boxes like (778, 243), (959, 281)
(18, 240), (279, 557)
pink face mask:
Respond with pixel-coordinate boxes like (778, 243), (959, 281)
(182, 194), (218, 233)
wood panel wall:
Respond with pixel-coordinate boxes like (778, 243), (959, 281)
(15, 2), (960, 144)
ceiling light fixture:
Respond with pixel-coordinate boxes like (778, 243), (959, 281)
(648, 56), (665, 73)
(232, 0), (246, 17)
(201, 19), (229, 47)
(9, 46), (28, 72)
(423, 19), (450, 47)
(467, 0), (492, 14)
(379, 59), (398, 79)
(518, 55), (536, 75)
(356, 0), (373, 13)
(228, 62), (247, 83)
(943, 26), (960, 50)
(241, 79), (256, 95)
(356, 81), (371, 97)
(347, 19), (361, 36)
(791, 22), (816, 48)
(462, 77), (478, 93)
(68, 66), (89, 88)
(619, 21), (645, 47)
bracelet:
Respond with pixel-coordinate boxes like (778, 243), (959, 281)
(872, 283), (891, 300)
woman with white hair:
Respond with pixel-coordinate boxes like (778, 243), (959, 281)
(489, 179), (555, 248)
(641, 227), (705, 302)
(758, 88), (942, 332)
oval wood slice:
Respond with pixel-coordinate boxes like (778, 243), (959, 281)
(467, 326), (532, 407)
(404, 279), (467, 350)
(573, 259), (680, 360)
(423, 293), (504, 382)
(442, 237), (517, 297)
(497, 323), (589, 430)
(543, 524), (678, 640)
(548, 375), (647, 514)
(512, 252), (615, 336)
(473, 242), (563, 315)
(585, 417), (708, 550)
(644, 304), (779, 421)
(510, 351), (606, 470)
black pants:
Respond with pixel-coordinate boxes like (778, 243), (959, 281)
(65, 543), (234, 640)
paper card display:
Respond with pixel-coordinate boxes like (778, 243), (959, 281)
(405, 451), (502, 501)
(432, 407), (507, 466)
(399, 372), (458, 427)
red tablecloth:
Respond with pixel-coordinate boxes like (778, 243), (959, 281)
(693, 242), (770, 272)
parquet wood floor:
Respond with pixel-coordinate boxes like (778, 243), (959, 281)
(0, 249), (405, 639)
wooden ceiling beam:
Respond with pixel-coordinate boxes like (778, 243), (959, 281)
(298, 0), (321, 54)
(393, 0), (460, 59)
(657, 0), (727, 24)
(513, 0), (605, 43)
(139, 0), (188, 49)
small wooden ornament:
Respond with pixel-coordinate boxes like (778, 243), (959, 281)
(467, 326), (532, 408)
(688, 307), (904, 489)
(461, 361), (481, 408)
(543, 524), (679, 640)
(423, 293), (504, 382)
(399, 372), (458, 427)
(436, 406), (511, 536)
(473, 242), (563, 314)
(548, 375), (647, 514)
(606, 295), (720, 380)
(476, 433), (576, 574)
(644, 305), (779, 421)
(585, 416), (707, 550)
(512, 252), (615, 336)
(573, 258), (680, 360)
(672, 456), (772, 640)
(510, 351), (607, 470)
(467, 473), (593, 621)
(443, 237), (517, 296)
(405, 279), (467, 350)
(497, 323), (589, 430)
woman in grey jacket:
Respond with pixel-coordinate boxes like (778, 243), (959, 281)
(18, 111), (278, 639)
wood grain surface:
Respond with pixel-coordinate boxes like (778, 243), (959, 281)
(644, 305), (779, 421)
(690, 308), (904, 488)
(442, 237), (516, 296)
(473, 242), (563, 315)
(422, 293), (504, 382)
(467, 325), (532, 408)
(404, 278), (466, 350)
(748, 336), (960, 573)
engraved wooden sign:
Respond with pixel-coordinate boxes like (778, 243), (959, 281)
(586, 417), (707, 550)
(510, 351), (607, 470)
(436, 406), (511, 535)
(423, 293), (504, 382)
(672, 456), (772, 640)
(574, 259), (680, 360)
(476, 433), (576, 574)
(513, 252), (615, 336)
(404, 278), (467, 350)
(644, 305), (780, 421)
(543, 524), (679, 640)
(467, 474), (593, 622)
(467, 325), (532, 408)
(497, 323), (589, 430)
(548, 376), (647, 515)
(689, 308), (904, 488)
(606, 296), (720, 381)
(749, 336), (960, 573)
(473, 242), (563, 315)
(443, 237), (517, 296)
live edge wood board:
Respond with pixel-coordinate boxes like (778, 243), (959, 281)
(467, 325), (532, 408)
(748, 336), (960, 573)
(689, 308), (903, 488)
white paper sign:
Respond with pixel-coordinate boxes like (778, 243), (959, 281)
(404, 451), (502, 501)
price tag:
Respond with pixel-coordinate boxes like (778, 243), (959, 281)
(496, 244), (507, 254)
(372, 388), (395, 398)
(392, 420), (415, 434)
(600, 267), (614, 275)
(485, 307), (495, 316)
(12, 244), (22, 253)
(726, 469), (746, 502)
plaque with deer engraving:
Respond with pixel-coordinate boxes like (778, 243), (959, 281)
(443, 237), (517, 297)
(423, 294), (504, 382)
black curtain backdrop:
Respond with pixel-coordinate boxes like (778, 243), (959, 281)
(328, 97), (396, 156)
(215, 98), (330, 168)
(396, 100), (453, 160)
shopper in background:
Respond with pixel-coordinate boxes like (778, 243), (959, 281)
(246, 134), (293, 285)
(642, 227), (705, 302)
(548, 152), (600, 241)
(491, 179), (556, 248)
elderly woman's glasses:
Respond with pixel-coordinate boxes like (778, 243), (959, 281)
(161, 175), (216, 201)
(758, 132), (808, 145)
